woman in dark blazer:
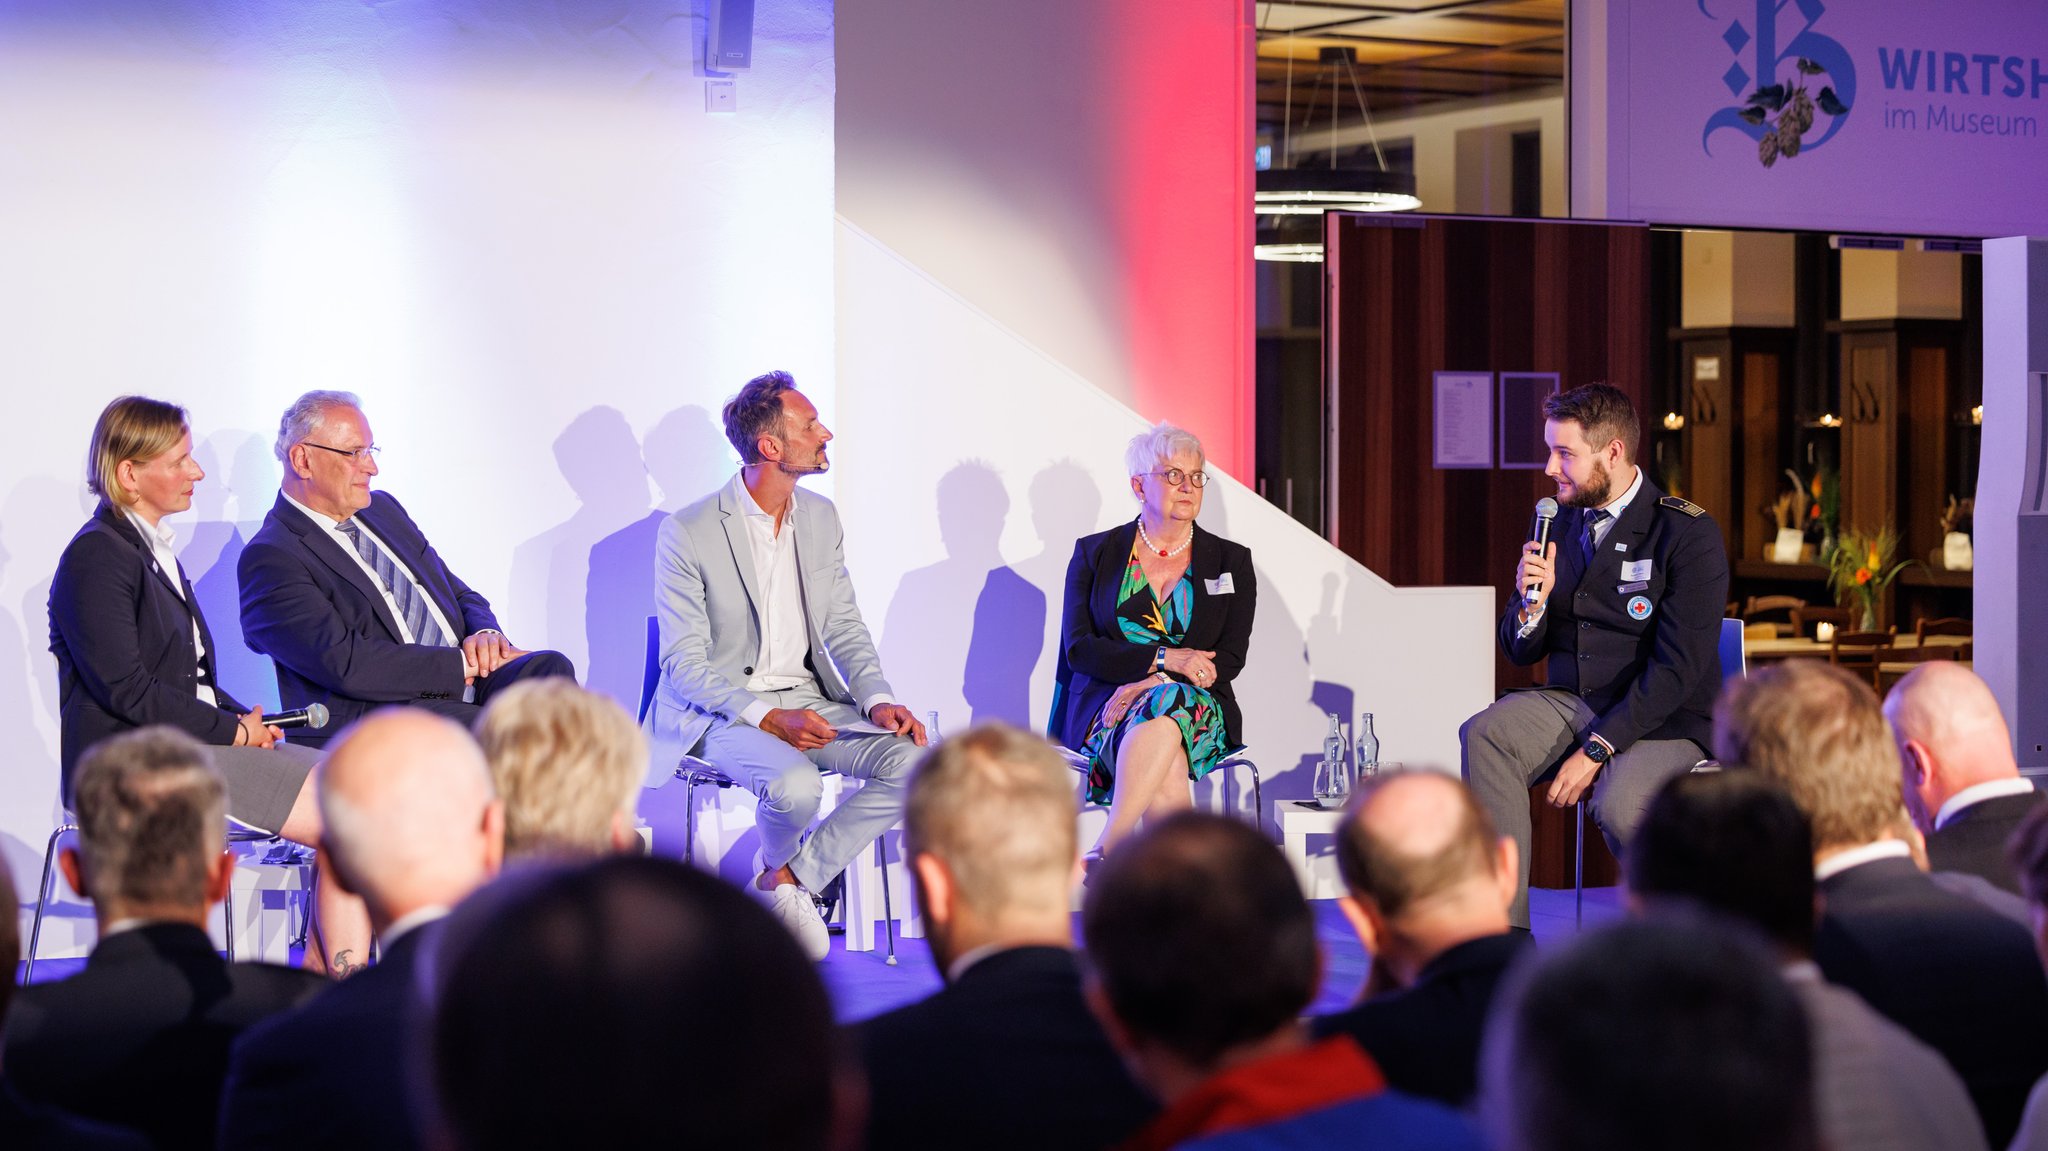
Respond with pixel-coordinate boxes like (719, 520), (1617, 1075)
(49, 396), (370, 972)
(1055, 422), (1256, 856)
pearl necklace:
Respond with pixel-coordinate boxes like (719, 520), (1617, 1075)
(1137, 519), (1191, 558)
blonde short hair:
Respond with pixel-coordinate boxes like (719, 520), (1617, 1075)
(87, 396), (189, 507)
(475, 680), (646, 859)
(1713, 662), (1902, 852)
(903, 723), (1078, 918)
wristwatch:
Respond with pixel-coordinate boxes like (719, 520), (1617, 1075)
(1581, 737), (1612, 765)
(1153, 647), (1168, 674)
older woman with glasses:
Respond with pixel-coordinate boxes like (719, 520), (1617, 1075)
(1053, 422), (1257, 858)
(49, 395), (372, 973)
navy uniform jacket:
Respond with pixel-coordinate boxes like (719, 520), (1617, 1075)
(1497, 475), (1729, 754)
(49, 500), (253, 798)
(239, 491), (497, 743)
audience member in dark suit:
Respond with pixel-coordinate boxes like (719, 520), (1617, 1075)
(0, 850), (154, 1150)
(238, 391), (573, 746)
(1480, 916), (1818, 1151)
(1053, 422), (1256, 858)
(5, 728), (326, 1151)
(1085, 813), (1481, 1151)
(1999, 808), (2048, 1150)
(423, 856), (856, 1151)
(1885, 661), (2042, 895)
(1309, 770), (1531, 1108)
(218, 710), (505, 1151)
(1628, 770), (1986, 1151)
(1719, 661), (2048, 1147)
(49, 396), (371, 971)
(856, 723), (1154, 1151)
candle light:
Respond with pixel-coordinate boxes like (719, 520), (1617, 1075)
(1816, 622), (1836, 643)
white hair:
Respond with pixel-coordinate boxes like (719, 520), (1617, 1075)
(1124, 421), (1205, 479)
(274, 390), (364, 463)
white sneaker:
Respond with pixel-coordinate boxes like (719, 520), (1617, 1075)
(764, 881), (831, 961)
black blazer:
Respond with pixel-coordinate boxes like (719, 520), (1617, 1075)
(1053, 521), (1256, 752)
(855, 946), (1156, 1151)
(1928, 789), (2046, 897)
(0, 1081), (150, 1151)
(1498, 477), (1729, 754)
(1815, 855), (2048, 1148)
(218, 923), (435, 1151)
(4, 923), (326, 1151)
(1309, 930), (1534, 1108)
(239, 492), (498, 742)
(49, 500), (252, 797)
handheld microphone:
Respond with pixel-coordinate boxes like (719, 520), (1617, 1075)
(1525, 498), (1560, 606)
(260, 703), (330, 730)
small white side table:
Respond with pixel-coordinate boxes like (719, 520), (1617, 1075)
(1280, 800), (1347, 900)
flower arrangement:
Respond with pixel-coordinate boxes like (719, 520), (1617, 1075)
(1826, 526), (1914, 632)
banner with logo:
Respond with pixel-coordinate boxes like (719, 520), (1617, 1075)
(1593, 0), (2045, 236)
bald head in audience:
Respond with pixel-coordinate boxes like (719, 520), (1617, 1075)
(1335, 771), (1516, 988)
(474, 679), (644, 860)
(317, 709), (503, 935)
(1885, 662), (2022, 832)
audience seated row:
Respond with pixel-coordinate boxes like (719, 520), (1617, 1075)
(12, 656), (2048, 1151)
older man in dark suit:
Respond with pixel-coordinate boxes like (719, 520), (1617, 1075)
(1461, 383), (1730, 929)
(856, 723), (1153, 1151)
(238, 391), (573, 746)
(1311, 770), (1530, 1108)
(1720, 661), (2048, 1148)
(1886, 662), (2042, 895)
(217, 710), (504, 1151)
(5, 728), (324, 1151)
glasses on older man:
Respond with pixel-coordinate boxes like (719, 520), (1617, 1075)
(299, 441), (382, 465)
(1144, 468), (1208, 488)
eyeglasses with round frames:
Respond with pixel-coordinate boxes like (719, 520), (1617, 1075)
(1143, 468), (1208, 488)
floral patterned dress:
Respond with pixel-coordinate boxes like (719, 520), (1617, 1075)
(1080, 542), (1232, 804)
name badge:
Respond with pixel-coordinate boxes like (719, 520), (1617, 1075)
(1620, 558), (1653, 582)
(1205, 573), (1235, 596)
(1617, 581), (1649, 594)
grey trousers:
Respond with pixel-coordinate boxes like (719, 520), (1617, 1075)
(693, 685), (919, 893)
(1461, 689), (1706, 927)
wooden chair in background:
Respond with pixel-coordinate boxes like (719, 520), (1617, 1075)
(1829, 627), (1897, 692)
(1741, 595), (1807, 638)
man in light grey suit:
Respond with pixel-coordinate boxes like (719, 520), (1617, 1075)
(650, 370), (928, 959)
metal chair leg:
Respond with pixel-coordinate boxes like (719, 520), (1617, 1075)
(25, 822), (75, 983)
(223, 863), (235, 962)
(683, 774), (700, 864)
(877, 835), (897, 966)
(1573, 799), (1586, 929)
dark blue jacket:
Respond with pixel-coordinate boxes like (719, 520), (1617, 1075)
(1498, 476), (1728, 755)
(49, 501), (252, 798)
(218, 923), (436, 1151)
(238, 492), (497, 743)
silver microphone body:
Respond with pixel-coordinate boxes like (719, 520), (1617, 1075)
(261, 703), (330, 730)
(1525, 497), (1560, 606)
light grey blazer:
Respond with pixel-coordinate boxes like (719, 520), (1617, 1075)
(649, 479), (894, 755)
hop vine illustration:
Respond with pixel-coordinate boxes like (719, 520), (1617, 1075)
(1740, 58), (1850, 168)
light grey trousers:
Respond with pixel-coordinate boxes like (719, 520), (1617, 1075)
(692, 684), (919, 893)
(1461, 689), (1706, 927)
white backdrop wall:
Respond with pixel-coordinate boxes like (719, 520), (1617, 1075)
(0, 0), (834, 942)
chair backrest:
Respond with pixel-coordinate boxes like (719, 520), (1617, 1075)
(638, 616), (661, 725)
(1915, 616), (1973, 642)
(1830, 628), (1895, 691)
(1789, 604), (1853, 637)
(1719, 618), (1747, 682)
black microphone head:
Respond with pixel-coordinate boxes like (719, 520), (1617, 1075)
(1535, 496), (1559, 521)
(307, 702), (330, 729)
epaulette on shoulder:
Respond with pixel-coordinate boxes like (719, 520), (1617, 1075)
(1659, 496), (1706, 518)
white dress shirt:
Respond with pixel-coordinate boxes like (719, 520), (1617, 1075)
(729, 473), (896, 729)
(1814, 838), (1913, 882)
(1934, 777), (2037, 831)
(125, 509), (218, 707)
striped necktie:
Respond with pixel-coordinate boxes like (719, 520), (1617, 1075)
(336, 519), (450, 647)
(1581, 508), (1611, 567)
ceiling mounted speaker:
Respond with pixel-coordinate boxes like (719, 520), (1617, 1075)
(709, 0), (754, 72)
